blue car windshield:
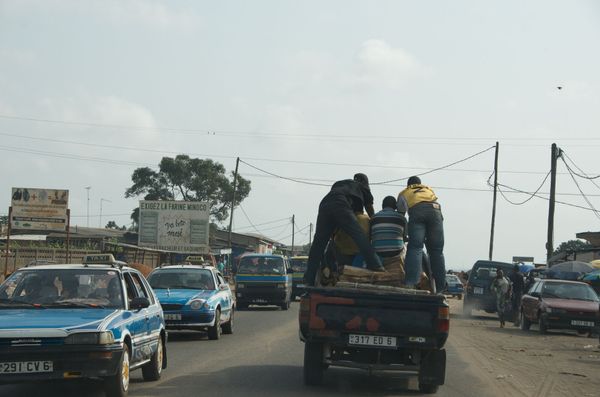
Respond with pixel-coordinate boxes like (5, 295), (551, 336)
(238, 257), (285, 274)
(0, 269), (124, 309)
(148, 269), (215, 290)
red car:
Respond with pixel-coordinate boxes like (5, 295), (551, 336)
(520, 279), (600, 334)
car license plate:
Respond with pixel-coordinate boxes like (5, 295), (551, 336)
(164, 314), (181, 321)
(0, 361), (53, 374)
(571, 320), (594, 327)
(253, 299), (267, 303)
(348, 334), (397, 347)
(474, 287), (484, 294)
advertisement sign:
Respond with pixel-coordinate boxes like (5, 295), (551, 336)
(512, 256), (534, 263)
(10, 188), (69, 231)
(138, 200), (210, 253)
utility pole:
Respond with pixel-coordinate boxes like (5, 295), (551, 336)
(227, 157), (240, 249)
(546, 143), (560, 263)
(85, 186), (91, 227)
(99, 198), (111, 228)
(309, 223), (313, 247)
(488, 141), (499, 260)
(291, 215), (295, 256)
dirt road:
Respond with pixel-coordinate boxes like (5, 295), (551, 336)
(448, 298), (600, 396)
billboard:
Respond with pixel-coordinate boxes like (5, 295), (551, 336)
(138, 200), (210, 253)
(10, 188), (69, 231)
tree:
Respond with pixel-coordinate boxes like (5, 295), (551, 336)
(105, 221), (126, 230)
(553, 239), (591, 256)
(125, 155), (251, 225)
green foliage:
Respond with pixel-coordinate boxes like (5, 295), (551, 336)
(105, 220), (126, 230)
(553, 239), (591, 255)
(125, 155), (251, 224)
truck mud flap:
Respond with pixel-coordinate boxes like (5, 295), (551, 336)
(418, 349), (446, 386)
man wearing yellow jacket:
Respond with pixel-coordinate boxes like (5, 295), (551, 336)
(397, 176), (446, 292)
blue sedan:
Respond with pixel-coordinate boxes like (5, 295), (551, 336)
(444, 274), (465, 299)
(147, 265), (235, 340)
(0, 254), (167, 397)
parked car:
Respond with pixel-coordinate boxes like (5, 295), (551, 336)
(0, 254), (167, 397)
(444, 274), (464, 299)
(234, 254), (293, 310)
(463, 260), (514, 317)
(147, 265), (234, 339)
(290, 255), (308, 298)
(520, 279), (600, 334)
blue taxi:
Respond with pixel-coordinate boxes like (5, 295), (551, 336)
(0, 254), (167, 397)
(147, 265), (235, 340)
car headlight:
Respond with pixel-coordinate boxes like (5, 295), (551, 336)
(277, 283), (285, 289)
(237, 283), (245, 289)
(546, 307), (566, 314)
(189, 299), (210, 310)
(65, 331), (115, 345)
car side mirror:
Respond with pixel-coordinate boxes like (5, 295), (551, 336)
(219, 284), (229, 291)
(130, 297), (150, 310)
(530, 292), (540, 299)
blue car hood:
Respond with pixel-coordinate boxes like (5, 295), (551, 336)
(0, 308), (118, 331)
(154, 289), (217, 305)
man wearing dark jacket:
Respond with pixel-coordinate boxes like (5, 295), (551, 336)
(304, 173), (384, 286)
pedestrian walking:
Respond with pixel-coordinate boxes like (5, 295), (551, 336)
(304, 173), (384, 286)
(397, 176), (446, 292)
(491, 269), (511, 328)
(508, 264), (525, 325)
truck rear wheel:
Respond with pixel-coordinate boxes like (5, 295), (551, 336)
(303, 342), (324, 385)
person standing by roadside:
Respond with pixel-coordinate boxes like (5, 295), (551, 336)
(491, 269), (511, 328)
(397, 176), (446, 292)
(304, 173), (385, 286)
(508, 264), (525, 325)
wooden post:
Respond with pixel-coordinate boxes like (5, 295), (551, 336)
(488, 141), (499, 260)
(546, 143), (559, 263)
(4, 206), (12, 277)
(291, 215), (295, 256)
(66, 209), (71, 264)
(227, 157), (240, 249)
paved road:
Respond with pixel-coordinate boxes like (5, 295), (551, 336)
(0, 301), (496, 397)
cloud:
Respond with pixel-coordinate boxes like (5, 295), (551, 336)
(351, 39), (425, 88)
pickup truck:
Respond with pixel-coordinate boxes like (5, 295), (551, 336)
(299, 283), (449, 393)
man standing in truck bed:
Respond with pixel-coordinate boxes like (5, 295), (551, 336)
(398, 176), (446, 292)
(304, 173), (385, 286)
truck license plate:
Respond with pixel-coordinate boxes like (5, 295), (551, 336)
(164, 314), (181, 321)
(474, 287), (484, 294)
(571, 320), (594, 327)
(348, 334), (397, 347)
(0, 361), (53, 374)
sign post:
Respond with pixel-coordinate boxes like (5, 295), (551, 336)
(66, 209), (71, 264)
(138, 201), (210, 254)
(3, 206), (12, 277)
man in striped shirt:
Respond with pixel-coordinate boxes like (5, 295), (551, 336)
(370, 196), (407, 258)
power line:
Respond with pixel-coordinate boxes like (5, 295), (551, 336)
(239, 159), (331, 187)
(372, 146), (496, 185)
(562, 151), (600, 192)
(238, 204), (263, 235)
(498, 183), (599, 212)
(4, 114), (600, 144)
(494, 171), (551, 206)
(560, 157), (600, 220)
(233, 216), (290, 231)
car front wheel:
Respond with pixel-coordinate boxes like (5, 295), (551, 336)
(104, 344), (130, 397)
(208, 309), (222, 340)
(142, 336), (164, 381)
(520, 310), (531, 331)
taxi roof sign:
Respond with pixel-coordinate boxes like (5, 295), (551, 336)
(82, 254), (127, 268)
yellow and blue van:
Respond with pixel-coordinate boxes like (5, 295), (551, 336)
(234, 254), (292, 310)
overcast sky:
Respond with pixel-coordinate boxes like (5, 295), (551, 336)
(1, 0), (600, 269)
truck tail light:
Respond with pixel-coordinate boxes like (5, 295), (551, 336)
(299, 296), (310, 326)
(437, 306), (450, 333)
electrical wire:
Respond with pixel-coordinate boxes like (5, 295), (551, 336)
(372, 146), (496, 185)
(497, 183), (599, 211)
(560, 157), (600, 220)
(239, 159), (331, 187)
(493, 171), (551, 206)
(233, 216), (291, 231)
(562, 151), (600, 192)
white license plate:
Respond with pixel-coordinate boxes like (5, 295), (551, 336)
(571, 320), (595, 327)
(164, 314), (181, 321)
(474, 287), (484, 294)
(0, 361), (53, 374)
(253, 299), (267, 303)
(348, 334), (397, 347)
